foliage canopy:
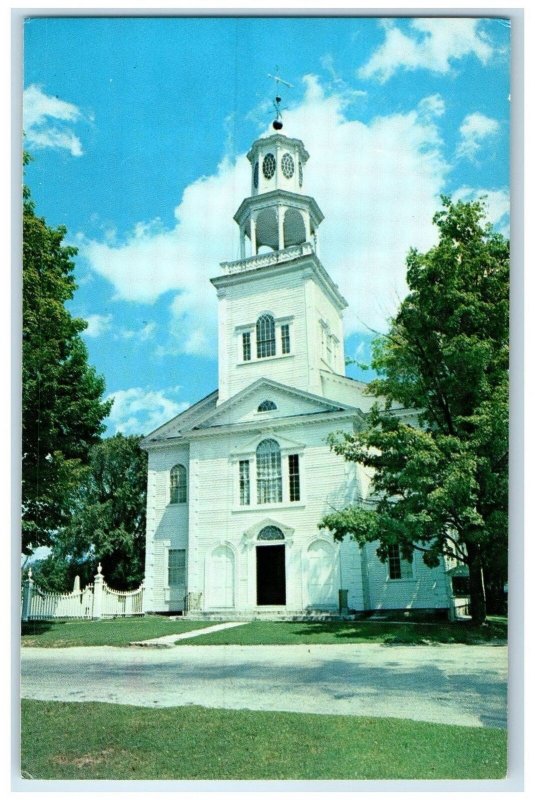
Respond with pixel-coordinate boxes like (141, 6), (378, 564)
(321, 197), (509, 624)
(22, 168), (112, 552)
(30, 434), (148, 591)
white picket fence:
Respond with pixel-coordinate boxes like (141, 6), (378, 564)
(21, 564), (144, 621)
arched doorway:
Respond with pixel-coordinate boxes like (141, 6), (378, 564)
(256, 526), (286, 605)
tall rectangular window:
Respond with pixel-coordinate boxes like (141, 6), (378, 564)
(242, 332), (251, 362)
(168, 549), (186, 586)
(281, 324), (290, 354)
(239, 460), (250, 505)
(387, 544), (413, 580)
(288, 454), (300, 501)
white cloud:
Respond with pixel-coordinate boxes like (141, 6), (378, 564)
(359, 19), (493, 83)
(118, 321), (157, 342)
(456, 112), (500, 161)
(23, 84), (85, 157)
(105, 387), (190, 435)
(83, 313), (112, 337)
(417, 93), (446, 118)
(80, 75), (505, 348)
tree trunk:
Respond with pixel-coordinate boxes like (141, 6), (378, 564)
(466, 542), (487, 625)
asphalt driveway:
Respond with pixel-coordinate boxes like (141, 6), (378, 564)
(21, 642), (507, 729)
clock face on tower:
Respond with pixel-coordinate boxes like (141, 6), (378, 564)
(262, 153), (276, 180)
(281, 153), (294, 179)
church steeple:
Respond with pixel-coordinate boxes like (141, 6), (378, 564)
(211, 126), (347, 405)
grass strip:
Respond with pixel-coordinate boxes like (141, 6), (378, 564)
(21, 700), (506, 780)
(21, 617), (214, 648)
(21, 616), (507, 649)
(175, 618), (507, 647)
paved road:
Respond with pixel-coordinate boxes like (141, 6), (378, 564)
(21, 643), (507, 729)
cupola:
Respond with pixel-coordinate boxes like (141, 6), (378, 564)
(233, 133), (324, 259)
(248, 134), (309, 196)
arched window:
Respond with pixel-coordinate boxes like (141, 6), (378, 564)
(256, 314), (276, 358)
(257, 400), (277, 412)
(256, 439), (282, 504)
(170, 464), (187, 504)
(258, 526), (284, 541)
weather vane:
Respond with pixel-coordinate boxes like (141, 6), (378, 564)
(268, 68), (294, 131)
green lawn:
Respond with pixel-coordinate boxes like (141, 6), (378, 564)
(20, 617), (215, 648)
(21, 700), (507, 780)
(21, 616), (508, 648)
(174, 617), (508, 647)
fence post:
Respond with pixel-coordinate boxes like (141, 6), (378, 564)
(92, 563), (104, 620)
(21, 568), (34, 621)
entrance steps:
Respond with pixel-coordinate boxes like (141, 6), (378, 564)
(182, 611), (355, 622)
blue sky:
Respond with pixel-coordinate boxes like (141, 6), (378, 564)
(23, 15), (511, 436)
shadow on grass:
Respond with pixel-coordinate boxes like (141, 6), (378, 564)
(285, 618), (508, 645)
(21, 621), (59, 637)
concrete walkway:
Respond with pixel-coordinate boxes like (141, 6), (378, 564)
(21, 642), (507, 729)
(130, 621), (247, 647)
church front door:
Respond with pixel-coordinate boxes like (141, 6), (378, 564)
(256, 545), (286, 605)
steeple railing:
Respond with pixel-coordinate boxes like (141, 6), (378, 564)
(221, 241), (315, 275)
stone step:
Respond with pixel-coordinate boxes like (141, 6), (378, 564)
(183, 612), (355, 622)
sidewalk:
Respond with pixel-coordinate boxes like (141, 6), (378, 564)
(130, 621), (247, 647)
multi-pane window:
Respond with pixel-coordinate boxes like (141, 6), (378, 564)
(256, 439), (282, 504)
(168, 548), (186, 586)
(281, 323), (291, 354)
(257, 400), (277, 412)
(239, 460), (250, 506)
(256, 314), (276, 358)
(387, 544), (413, 580)
(258, 526), (284, 541)
(170, 464), (187, 504)
(242, 332), (251, 362)
(288, 454), (300, 502)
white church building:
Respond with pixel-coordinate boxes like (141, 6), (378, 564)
(141, 127), (452, 618)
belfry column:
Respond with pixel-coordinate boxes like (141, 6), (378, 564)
(304, 211), (311, 243)
(250, 216), (257, 256)
(277, 207), (285, 251)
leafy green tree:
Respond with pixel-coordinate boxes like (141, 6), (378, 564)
(40, 434), (148, 590)
(22, 163), (112, 552)
(321, 197), (509, 625)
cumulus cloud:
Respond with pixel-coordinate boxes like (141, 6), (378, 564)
(83, 313), (112, 337)
(118, 321), (157, 342)
(359, 19), (493, 83)
(80, 76), (505, 350)
(456, 112), (500, 161)
(23, 84), (85, 156)
(105, 387), (190, 435)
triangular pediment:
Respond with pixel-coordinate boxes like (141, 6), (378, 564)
(183, 378), (357, 433)
(141, 390), (219, 445)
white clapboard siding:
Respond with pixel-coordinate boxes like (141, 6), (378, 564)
(364, 543), (450, 610)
